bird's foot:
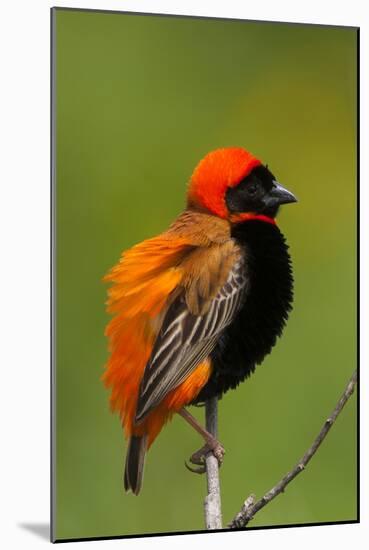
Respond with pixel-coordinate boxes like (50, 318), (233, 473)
(185, 438), (225, 474)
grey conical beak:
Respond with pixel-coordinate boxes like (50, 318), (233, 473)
(269, 181), (298, 205)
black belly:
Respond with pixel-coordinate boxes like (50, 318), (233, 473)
(192, 219), (294, 404)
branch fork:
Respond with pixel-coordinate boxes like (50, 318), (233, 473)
(200, 370), (357, 530)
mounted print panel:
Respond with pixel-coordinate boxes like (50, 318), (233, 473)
(51, 7), (358, 542)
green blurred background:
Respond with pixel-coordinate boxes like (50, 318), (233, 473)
(54, 8), (357, 541)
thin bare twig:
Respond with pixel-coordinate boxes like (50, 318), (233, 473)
(228, 369), (357, 529)
(204, 397), (223, 529)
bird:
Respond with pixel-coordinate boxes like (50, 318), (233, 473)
(102, 147), (297, 495)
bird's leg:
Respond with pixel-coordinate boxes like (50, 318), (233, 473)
(179, 408), (225, 474)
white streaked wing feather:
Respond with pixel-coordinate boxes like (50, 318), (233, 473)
(135, 258), (248, 422)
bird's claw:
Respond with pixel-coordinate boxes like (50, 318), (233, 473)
(184, 460), (206, 474)
(185, 441), (225, 475)
(211, 441), (226, 464)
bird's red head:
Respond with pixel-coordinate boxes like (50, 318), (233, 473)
(187, 147), (297, 223)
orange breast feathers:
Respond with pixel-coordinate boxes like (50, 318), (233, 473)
(102, 211), (239, 448)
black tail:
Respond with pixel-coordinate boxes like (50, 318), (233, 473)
(124, 435), (148, 495)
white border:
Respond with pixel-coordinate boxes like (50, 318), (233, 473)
(0, 1), (366, 548)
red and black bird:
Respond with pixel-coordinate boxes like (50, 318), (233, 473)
(103, 147), (297, 494)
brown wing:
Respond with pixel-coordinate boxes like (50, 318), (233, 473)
(135, 244), (248, 423)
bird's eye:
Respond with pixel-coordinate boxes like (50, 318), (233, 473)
(247, 183), (258, 195)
